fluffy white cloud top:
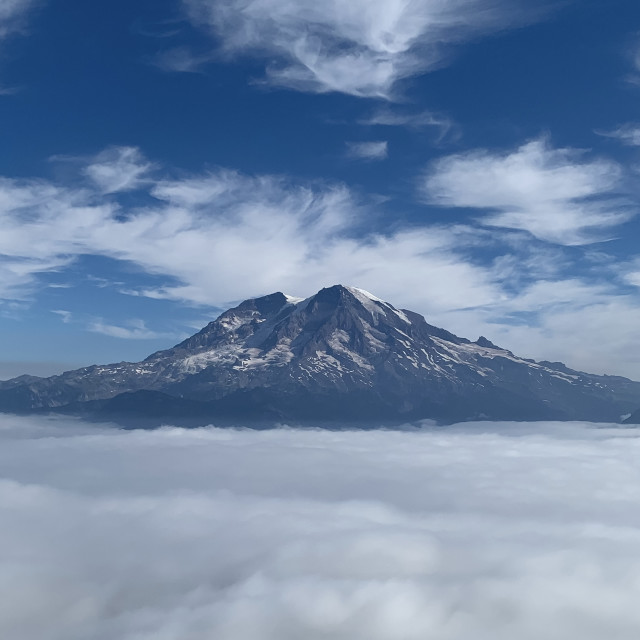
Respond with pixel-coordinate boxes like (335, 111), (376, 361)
(181, 0), (555, 97)
(3, 416), (640, 639)
(423, 139), (631, 245)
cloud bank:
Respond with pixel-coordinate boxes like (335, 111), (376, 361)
(3, 416), (640, 639)
(182, 0), (555, 97)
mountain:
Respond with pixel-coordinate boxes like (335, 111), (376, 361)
(1, 284), (639, 426)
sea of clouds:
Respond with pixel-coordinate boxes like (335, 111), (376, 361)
(2, 415), (640, 639)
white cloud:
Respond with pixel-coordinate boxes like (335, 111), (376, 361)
(0, 159), (503, 315)
(152, 46), (214, 73)
(83, 146), (154, 193)
(0, 0), (40, 91)
(3, 418), (640, 638)
(423, 138), (632, 245)
(51, 309), (72, 323)
(87, 318), (175, 340)
(182, 0), (554, 98)
(359, 108), (455, 141)
(597, 124), (640, 146)
(435, 277), (640, 379)
(345, 140), (388, 161)
(0, 0), (36, 38)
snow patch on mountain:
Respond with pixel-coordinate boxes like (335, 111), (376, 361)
(346, 285), (412, 325)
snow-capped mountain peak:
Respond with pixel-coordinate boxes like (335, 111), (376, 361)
(1, 284), (639, 425)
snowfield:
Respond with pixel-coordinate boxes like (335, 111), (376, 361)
(2, 416), (640, 639)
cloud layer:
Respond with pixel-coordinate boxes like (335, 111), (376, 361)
(3, 416), (640, 639)
(182, 0), (554, 97)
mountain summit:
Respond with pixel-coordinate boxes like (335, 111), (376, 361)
(2, 285), (639, 425)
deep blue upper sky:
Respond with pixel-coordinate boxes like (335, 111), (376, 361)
(1, 0), (640, 379)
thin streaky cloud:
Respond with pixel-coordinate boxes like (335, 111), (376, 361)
(359, 108), (456, 142)
(87, 318), (175, 340)
(345, 140), (388, 161)
(0, 0), (38, 38)
(151, 46), (214, 73)
(597, 124), (640, 146)
(51, 309), (72, 323)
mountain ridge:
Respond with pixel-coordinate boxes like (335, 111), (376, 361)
(1, 284), (639, 426)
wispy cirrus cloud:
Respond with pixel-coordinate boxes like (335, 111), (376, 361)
(51, 309), (72, 323)
(359, 108), (456, 142)
(0, 0), (41, 91)
(422, 138), (632, 245)
(0, 0), (37, 38)
(83, 146), (155, 193)
(87, 318), (176, 340)
(0, 154), (502, 315)
(152, 45), (213, 73)
(345, 140), (388, 161)
(597, 123), (640, 147)
(180, 0), (557, 98)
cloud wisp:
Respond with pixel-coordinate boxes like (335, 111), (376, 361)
(597, 124), (640, 147)
(359, 108), (456, 142)
(3, 417), (640, 638)
(181, 0), (556, 98)
(0, 0), (40, 91)
(0, 0), (37, 39)
(422, 138), (632, 245)
(345, 141), (388, 161)
(87, 318), (177, 340)
(83, 146), (155, 194)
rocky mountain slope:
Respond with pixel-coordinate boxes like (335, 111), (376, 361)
(1, 285), (639, 425)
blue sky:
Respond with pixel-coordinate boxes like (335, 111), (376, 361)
(1, 0), (640, 379)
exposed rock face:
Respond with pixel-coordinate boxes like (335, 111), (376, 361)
(1, 285), (639, 424)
